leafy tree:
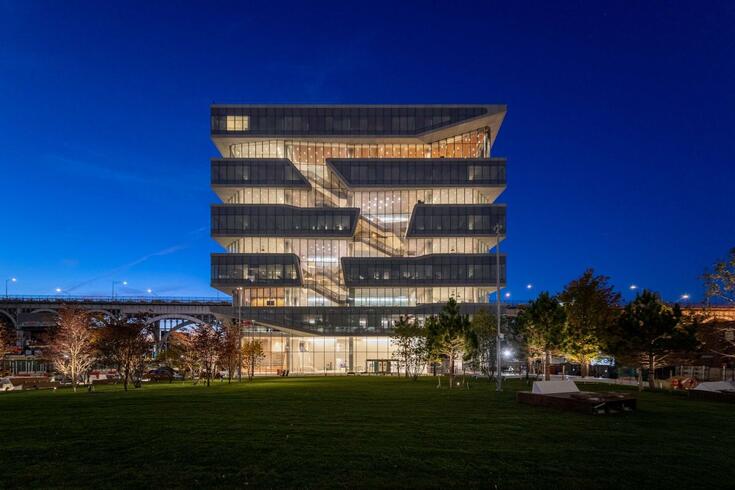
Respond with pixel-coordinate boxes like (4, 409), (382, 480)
(468, 308), (497, 381)
(49, 308), (97, 392)
(97, 314), (154, 391)
(156, 331), (186, 374)
(192, 323), (222, 387)
(703, 247), (735, 305)
(558, 269), (621, 377)
(516, 292), (566, 381)
(242, 339), (266, 381)
(0, 319), (15, 371)
(423, 315), (444, 385)
(390, 316), (427, 380)
(219, 321), (242, 383)
(426, 298), (472, 389)
(607, 290), (699, 390)
(701, 248), (735, 360)
(168, 331), (201, 382)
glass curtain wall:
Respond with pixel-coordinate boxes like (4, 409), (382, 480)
(222, 129), (492, 307)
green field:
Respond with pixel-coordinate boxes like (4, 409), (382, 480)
(1, 376), (733, 489)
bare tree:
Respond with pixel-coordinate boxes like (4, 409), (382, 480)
(242, 339), (265, 381)
(97, 314), (154, 391)
(49, 308), (97, 392)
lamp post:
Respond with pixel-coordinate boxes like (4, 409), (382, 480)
(5, 277), (16, 298)
(494, 223), (503, 392)
(237, 287), (243, 382)
(111, 280), (128, 299)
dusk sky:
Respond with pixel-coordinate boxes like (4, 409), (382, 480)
(1, 1), (733, 301)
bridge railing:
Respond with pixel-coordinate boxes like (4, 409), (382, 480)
(0, 295), (231, 305)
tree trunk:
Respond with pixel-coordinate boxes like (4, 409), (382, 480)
(72, 364), (77, 393)
(648, 355), (656, 391)
(637, 366), (643, 391)
(581, 360), (588, 378)
(544, 350), (551, 381)
(448, 356), (455, 389)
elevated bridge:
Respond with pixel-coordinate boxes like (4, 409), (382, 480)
(0, 296), (231, 351)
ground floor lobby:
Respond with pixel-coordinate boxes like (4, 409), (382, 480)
(244, 332), (400, 375)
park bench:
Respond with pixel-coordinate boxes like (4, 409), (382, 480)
(688, 381), (735, 403)
(8, 377), (58, 391)
(517, 380), (637, 415)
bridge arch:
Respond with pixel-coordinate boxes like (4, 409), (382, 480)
(30, 308), (59, 316)
(0, 310), (17, 328)
(145, 314), (208, 327)
(86, 309), (116, 318)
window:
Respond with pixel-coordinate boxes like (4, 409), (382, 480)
(226, 115), (250, 131)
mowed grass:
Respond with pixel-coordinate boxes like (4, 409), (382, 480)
(1, 377), (733, 489)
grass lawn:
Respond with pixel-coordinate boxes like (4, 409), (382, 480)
(1, 376), (733, 489)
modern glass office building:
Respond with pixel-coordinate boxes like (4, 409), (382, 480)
(209, 105), (507, 374)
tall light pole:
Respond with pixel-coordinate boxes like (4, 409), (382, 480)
(237, 287), (243, 382)
(111, 280), (128, 299)
(5, 277), (16, 298)
(494, 223), (503, 392)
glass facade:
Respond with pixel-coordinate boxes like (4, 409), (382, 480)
(407, 204), (506, 236)
(212, 205), (359, 237)
(328, 158), (506, 188)
(211, 105), (495, 136)
(211, 254), (302, 287)
(211, 159), (309, 187)
(209, 105), (508, 340)
(237, 333), (398, 375)
(342, 254), (505, 287)
(211, 303), (495, 336)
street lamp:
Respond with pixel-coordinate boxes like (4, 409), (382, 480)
(504, 292), (511, 299)
(237, 287), (243, 382)
(680, 293), (690, 301)
(5, 277), (16, 298)
(55, 287), (62, 294)
(111, 280), (128, 299)
(494, 222), (503, 392)
(629, 284), (638, 291)
(526, 283), (533, 290)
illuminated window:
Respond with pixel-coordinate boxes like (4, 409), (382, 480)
(226, 115), (250, 131)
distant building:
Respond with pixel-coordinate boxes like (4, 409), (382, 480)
(209, 105), (508, 374)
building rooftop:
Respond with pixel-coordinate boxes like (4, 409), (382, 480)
(210, 104), (507, 153)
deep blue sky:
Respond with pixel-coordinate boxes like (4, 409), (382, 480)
(1, 1), (733, 301)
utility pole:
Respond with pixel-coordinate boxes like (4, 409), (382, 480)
(495, 223), (503, 392)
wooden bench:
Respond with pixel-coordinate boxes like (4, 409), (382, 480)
(517, 381), (637, 415)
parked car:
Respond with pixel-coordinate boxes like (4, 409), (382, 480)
(1, 377), (19, 392)
(145, 367), (183, 382)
